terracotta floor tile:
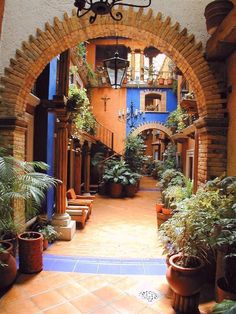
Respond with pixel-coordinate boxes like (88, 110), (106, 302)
(77, 275), (107, 291)
(31, 290), (66, 310)
(43, 302), (82, 314)
(93, 285), (124, 302)
(110, 295), (146, 313)
(90, 304), (120, 314)
(71, 292), (106, 313)
(56, 282), (87, 300)
(0, 285), (28, 306)
(1, 299), (40, 314)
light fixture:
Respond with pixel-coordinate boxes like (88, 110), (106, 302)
(74, 0), (151, 24)
(118, 101), (145, 128)
(103, 37), (129, 89)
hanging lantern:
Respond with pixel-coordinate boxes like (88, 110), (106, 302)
(103, 51), (129, 89)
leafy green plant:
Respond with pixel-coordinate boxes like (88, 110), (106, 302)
(212, 300), (236, 314)
(160, 168), (185, 190)
(0, 148), (59, 234)
(69, 87), (97, 135)
(0, 244), (8, 268)
(165, 107), (188, 132)
(124, 135), (146, 174)
(163, 142), (177, 170)
(102, 158), (140, 186)
(39, 225), (60, 243)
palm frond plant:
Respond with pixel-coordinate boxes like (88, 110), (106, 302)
(0, 148), (60, 238)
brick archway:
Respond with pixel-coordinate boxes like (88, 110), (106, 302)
(0, 7), (227, 182)
(131, 122), (173, 139)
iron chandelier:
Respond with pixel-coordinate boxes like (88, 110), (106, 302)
(74, 0), (152, 24)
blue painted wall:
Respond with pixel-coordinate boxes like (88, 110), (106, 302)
(126, 87), (177, 134)
(47, 57), (57, 219)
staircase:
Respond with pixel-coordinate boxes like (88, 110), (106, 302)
(95, 121), (114, 151)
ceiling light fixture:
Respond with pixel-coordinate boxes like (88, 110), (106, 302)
(74, 0), (152, 24)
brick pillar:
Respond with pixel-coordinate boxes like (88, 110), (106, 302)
(195, 117), (227, 186)
(83, 142), (92, 195)
(74, 141), (82, 195)
(131, 50), (136, 81)
(52, 107), (76, 240)
(140, 50), (144, 81)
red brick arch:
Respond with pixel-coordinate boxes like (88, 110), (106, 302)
(131, 122), (173, 139)
(0, 7), (227, 182)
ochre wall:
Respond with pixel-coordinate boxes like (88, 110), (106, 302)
(91, 87), (126, 154)
(227, 51), (236, 175)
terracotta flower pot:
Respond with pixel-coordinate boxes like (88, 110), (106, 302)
(0, 241), (17, 290)
(204, 0), (233, 35)
(216, 277), (236, 302)
(166, 254), (205, 314)
(158, 78), (164, 85)
(18, 231), (43, 274)
(43, 238), (49, 251)
(156, 212), (172, 228)
(125, 184), (136, 197)
(110, 183), (123, 198)
(156, 203), (164, 213)
(162, 207), (172, 215)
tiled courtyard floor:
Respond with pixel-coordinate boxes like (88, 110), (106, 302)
(0, 177), (215, 313)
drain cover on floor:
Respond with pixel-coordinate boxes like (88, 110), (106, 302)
(138, 290), (163, 303)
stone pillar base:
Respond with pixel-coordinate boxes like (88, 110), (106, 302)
(83, 192), (92, 196)
(52, 213), (76, 240)
(53, 220), (76, 241)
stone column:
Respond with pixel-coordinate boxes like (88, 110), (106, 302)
(52, 108), (76, 240)
(131, 50), (136, 81)
(140, 50), (145, 81)
(74, 141), (82, 195)
(83, 142), (92, 195)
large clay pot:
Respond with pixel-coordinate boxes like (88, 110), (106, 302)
(125, 184), (136, 197)
(166, 254), (205, 314)
(204, 0), (233, 35)
(0, 241), (17, 290)
(216, 277), (236, 302)
(110, 183), (123, 198)
(156, 203), (164, 213)
(18, 232), (43, 274)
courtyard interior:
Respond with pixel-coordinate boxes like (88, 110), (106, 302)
(0, 177), (215, 314)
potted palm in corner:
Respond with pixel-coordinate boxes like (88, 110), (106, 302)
(0, 148), (59, 274)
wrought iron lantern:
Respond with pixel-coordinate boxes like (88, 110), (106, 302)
(74, 0), (151, 24)
(103, 51), (129, 89)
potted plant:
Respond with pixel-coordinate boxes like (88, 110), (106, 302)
(39, 225), (60, 250)
(123, 171), (142, 197)
(102, 158), (129, 198)
(159, 182), (228, 313)
(0, 241), (17, 290)
(0, 148), (59, 274)
(124, 134), (146, 175)
(204, 0), (234, 35)
(0, 219), (19, 257)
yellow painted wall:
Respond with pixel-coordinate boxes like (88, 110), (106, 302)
(91, 87), (126, 154)
(227, 51), (236, 175)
